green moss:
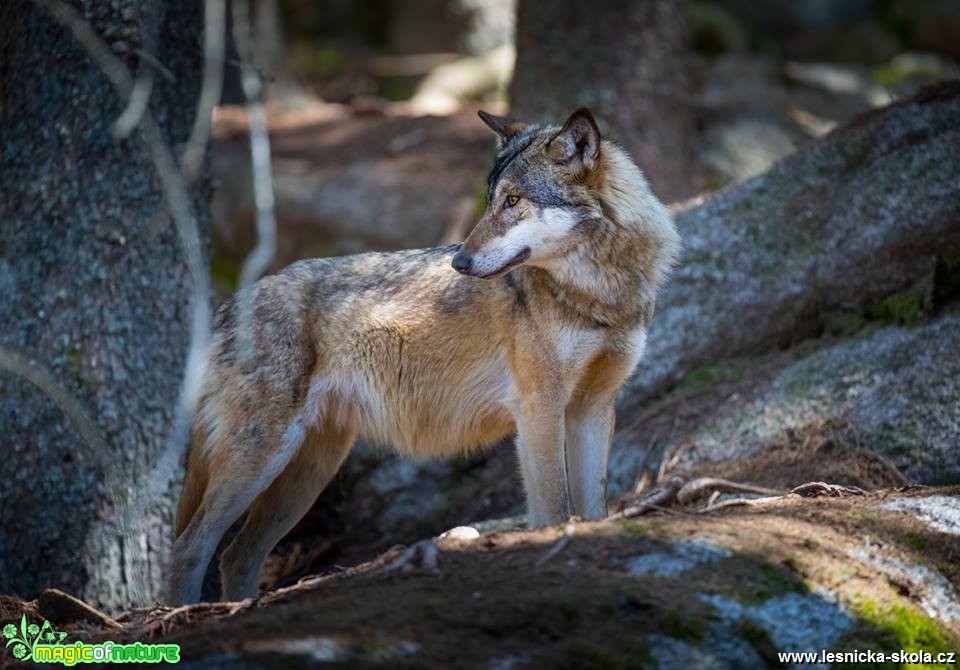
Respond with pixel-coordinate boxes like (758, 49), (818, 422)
(903, 533), (928, 552)
(838, 599), (958, 669)
(863, 602), (955, 651)
(870, 274), (934, 326)
(210, 236), (240, 292)
(881, 291), (925, 325)
(674, 361), (748, 394)
(824, 310), (869, 336)
(311, 48), (345, 78)
(377, 75), (420, 102)
(733, 562), (808, 605)
(617, 519), (649, 536)
(63, 339), (84, 386)
(286, 42), (346, 81)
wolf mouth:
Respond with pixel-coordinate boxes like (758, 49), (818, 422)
(478, 247), (531, 278)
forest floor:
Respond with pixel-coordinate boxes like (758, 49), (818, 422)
(4, 485), (958, 669)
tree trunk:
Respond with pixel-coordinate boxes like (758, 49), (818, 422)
(509, 0), (696, 202)
(0, 0), (209, 612)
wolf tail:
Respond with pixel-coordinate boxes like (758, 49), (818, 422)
(174, 422), (210, 537)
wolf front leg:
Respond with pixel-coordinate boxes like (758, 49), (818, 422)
(564, 352), (636, 519)
(515, 393), (570, 528)
(564, 401), (615, 519)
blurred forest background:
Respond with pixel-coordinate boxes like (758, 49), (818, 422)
(1, 0), (959, 666)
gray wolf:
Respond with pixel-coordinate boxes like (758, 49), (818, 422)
(169, 108), (680, 604)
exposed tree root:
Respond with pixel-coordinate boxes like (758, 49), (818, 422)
(614, 475), (873, 518)
(676, 477), (783, 504)
(791, 481), (867, 498)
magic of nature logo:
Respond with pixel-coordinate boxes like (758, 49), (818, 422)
(3, 614), (180, 665)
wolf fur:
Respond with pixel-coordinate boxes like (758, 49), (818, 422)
(170, 108), (680, 604)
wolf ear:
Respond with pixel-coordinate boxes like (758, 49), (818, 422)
(477, 110), (526, 144)
(547, 108), (601, 173)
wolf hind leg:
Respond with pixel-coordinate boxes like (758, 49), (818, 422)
(169, 422), (303, 605)
(219, 419), (355, 601)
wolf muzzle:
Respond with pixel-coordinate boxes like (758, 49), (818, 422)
(451, 250), (473, 275)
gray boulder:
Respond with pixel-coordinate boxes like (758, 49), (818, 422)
(628, 82), (960, 403)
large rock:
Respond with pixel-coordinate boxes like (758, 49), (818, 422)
(612, 309), (960, 493)
(628, 82), (960, 403)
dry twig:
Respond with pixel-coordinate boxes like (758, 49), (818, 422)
(677, 477), (783, 505)
(611, 476), (685, 519)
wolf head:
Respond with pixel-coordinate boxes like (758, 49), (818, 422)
(452, 108), (608, 278)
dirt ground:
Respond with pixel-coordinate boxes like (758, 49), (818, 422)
(5, 486), (956, 669)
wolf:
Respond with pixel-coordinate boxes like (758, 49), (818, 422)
(169, 108), (680, 604)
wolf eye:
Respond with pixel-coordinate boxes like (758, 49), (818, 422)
(505, 195), (520, 208)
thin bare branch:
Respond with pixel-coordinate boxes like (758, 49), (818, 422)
(181, 0), (226, 184)
(111, 68), (154, 140)
(133, 47), (176, 83)
(232, 0), (278, 366)
(233, 0), (277, 291)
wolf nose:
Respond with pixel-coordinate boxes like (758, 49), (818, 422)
(451, 251), (473, 274)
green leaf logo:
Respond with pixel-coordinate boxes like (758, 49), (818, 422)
(3, 614), (68, 662)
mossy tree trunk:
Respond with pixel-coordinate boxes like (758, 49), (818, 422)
(0, 0), (209, 612)
(509, 0), (696, 202)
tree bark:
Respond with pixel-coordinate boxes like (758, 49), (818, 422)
(509, 0), (696, 202)
(0, 0), (209, 612)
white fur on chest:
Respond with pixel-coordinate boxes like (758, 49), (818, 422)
(623, 327), (648, 372)
(555, 325), (607, 369)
